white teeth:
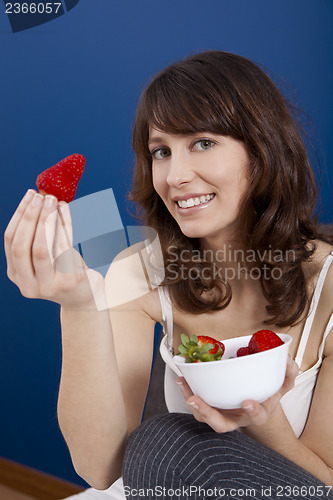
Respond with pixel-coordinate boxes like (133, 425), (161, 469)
(177, 194), (214, 208)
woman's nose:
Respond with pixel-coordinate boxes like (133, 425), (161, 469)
(166, 154), (195, 187)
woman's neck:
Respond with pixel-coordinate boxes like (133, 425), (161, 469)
(199, 236), (256, 289)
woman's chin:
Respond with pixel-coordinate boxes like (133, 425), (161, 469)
(179, 226), (210, 239)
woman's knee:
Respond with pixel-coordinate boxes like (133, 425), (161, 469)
(123, 413), (202, 481)
(122, 412), (255, 495)
(124, 413), (196, 462)
(122, 414), (331, 499)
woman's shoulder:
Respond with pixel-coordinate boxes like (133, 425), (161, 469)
(303, 239), (333, 281)
(313, 240), (333, 357)
(304, 239), (333, 311)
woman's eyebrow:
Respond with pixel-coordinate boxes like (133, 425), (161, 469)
(147, 136), (165, 146)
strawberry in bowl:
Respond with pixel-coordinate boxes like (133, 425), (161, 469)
(236, 330), (284, 357)
(178, 334), (225, 363)
(173, 331), (292, 409)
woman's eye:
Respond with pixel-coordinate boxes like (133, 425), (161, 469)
(150, 148), (171, 160)
(193, 139), (216, 151)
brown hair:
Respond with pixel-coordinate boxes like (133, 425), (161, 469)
(129, 50), (328, 327)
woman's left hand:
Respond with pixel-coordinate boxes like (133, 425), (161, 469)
(176, 354), (299, 433)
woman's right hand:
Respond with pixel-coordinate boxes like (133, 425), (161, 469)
(4, 189), (106, 311)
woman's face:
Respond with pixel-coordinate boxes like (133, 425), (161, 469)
(149, 128), (250, 244)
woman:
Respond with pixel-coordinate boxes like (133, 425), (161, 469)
(4, 51), (333, 499)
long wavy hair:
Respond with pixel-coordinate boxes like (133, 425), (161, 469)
(129, 50), (329, 327)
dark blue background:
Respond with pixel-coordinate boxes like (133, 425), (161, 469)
(0, 0), (332, 487)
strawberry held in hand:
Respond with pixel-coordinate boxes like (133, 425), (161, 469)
(36, 154), (86, 202)
(178, 334), (225, 363)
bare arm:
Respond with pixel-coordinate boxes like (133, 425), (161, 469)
(244, 392), (333, 486)
(58, 305), (127, 488)
(58, 300), (156, 489)
(242, 331), (333, 486)
(242, 266), (333, 485)
(4, 191), (156, 489)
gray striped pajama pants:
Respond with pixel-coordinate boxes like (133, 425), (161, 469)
(122, 413), (333, 500)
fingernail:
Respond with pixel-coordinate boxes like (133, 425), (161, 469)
(31, 193), (43, 206)
(44, 195), (57, 208)
(58, 201), (67, 214)
(176, 381), (185, 391)
(243, 403), (254, 412)
(187, 400), (199, 410)
(25, 189), (35, 201)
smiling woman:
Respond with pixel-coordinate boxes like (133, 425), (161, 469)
(123, 51), (333, 495)
(149, 132), (249, 239)
(130, 51), (330, 327)
(4, 50), (333, 499)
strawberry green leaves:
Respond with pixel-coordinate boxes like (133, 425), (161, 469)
(178, 334), (224, 363)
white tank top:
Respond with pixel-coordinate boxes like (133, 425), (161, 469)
(159, 251), (333, 438)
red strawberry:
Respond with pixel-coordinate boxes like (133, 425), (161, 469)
(178, 334), (225, 363)
(197, 336), (225, 356)
(36, 154), (85, 202)
(236, 346), (250, 357)
(248, 330), (284, 354)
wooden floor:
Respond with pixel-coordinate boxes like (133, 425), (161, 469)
(0, 484), (36, 500)
(0, 458), (85, 500)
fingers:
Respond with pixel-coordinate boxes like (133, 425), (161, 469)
(33, 195), (59, 283)
(176, 377), (204, 421)
(176, 377), (193, 400)
(240, 400), (270, 426)
(5, 190), (71, 298)
(7, 191), (45, 285)
(5, 189), (36, 240)
(54, 202), (73, 257)
(192, 400), (242, 432)
(53, 204), (84, 276)
(4, 189), (36, 279)
(176, 377), (243, 432)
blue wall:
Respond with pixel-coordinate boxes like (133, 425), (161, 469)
(0, 0), (332, 487)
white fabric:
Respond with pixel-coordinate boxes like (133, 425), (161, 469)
(62, 478), (125, 500)
(294, 252), (333, 368)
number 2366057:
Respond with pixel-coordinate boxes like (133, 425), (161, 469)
(5, 3), (62, 14)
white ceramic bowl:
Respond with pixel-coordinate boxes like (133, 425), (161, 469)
(173, 333), (292, 409)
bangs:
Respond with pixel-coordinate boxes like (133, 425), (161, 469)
(140, 66), (241, 137)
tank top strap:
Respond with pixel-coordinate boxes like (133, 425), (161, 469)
(318, 312), (333, 358)
(295, 251), (333, 368)
(157, 286), (174, 355)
